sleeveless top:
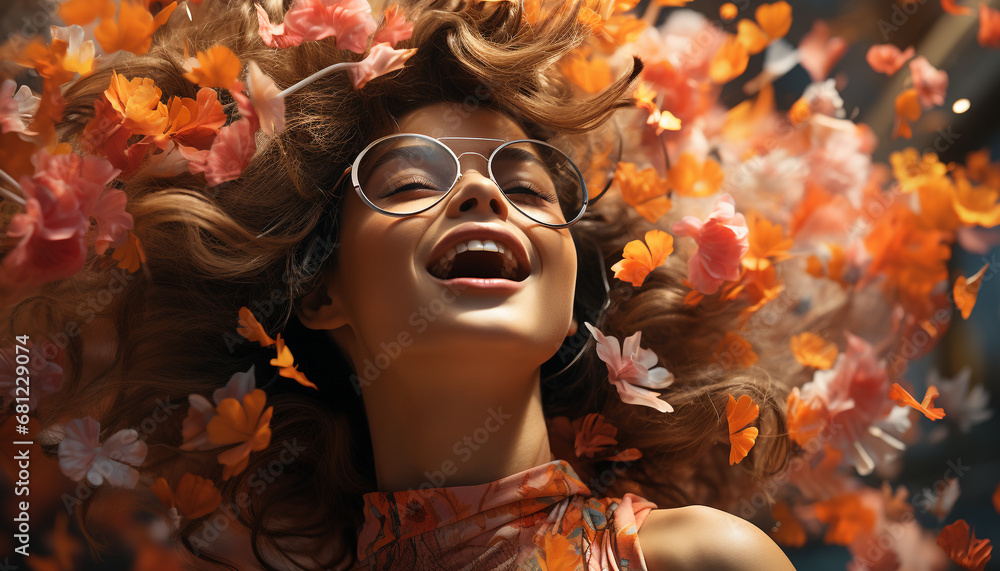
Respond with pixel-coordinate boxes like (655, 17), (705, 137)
(351, 459), (657, 570)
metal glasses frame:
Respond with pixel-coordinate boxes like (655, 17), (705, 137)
(331, 133), (594, 228)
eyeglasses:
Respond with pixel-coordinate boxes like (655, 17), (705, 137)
(332, 133), (590, 228)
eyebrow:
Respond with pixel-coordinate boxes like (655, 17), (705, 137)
(364, 145), (440, 177)
(364, 143), (552, 178)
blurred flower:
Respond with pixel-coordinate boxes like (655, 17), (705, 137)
(672, 193), (749, 294)
(866, 44), (914, 76)
(909, 56), (948, 110)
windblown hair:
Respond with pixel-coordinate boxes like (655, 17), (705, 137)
(2, 0), (798, 569)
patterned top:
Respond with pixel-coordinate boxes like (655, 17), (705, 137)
(351, 459), (657, 571)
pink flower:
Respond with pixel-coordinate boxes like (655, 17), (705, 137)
(797, 20), (848, 82)
(247, 62), (285, 136)
(372, 4), (413, 47)
(58, 417), (148, 488)
(584, 322), (674, 413)
(909, 56), (948, 110)
(0, 79), (39, 135)
(865, 44), (914, 76)
(1, 150), (120, 288)
(671, 193), (749, 294)
(179, 117), (256, 187)
(90, 187), (134, 255)
(0, 342), (63, 410)
(283, 0), (378, 54)
(346, 42), (418, 89)
(796, 332), (910, 476)
(181, 366), (257, 451)
(31, 150), (121, 220)
(2, 179), (89, 288)
(255, 3), (304, 48)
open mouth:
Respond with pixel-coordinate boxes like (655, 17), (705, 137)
(428, 241), (530, 282)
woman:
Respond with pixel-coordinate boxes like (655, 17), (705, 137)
(2, 0), (796, 569)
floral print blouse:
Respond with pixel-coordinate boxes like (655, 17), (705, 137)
(351, 459), (657, 570)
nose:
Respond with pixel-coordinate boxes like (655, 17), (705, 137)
(444, 166), (510, 221)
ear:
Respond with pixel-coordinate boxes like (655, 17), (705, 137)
(295, 272), (350, 330)
(566, 317), (578, 338)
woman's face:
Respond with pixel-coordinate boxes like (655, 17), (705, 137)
(318, 102), (578, 373)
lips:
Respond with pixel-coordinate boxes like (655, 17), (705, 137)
(426, 224), (531, 282)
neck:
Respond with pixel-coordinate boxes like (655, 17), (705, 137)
(358, 355), (555, 492)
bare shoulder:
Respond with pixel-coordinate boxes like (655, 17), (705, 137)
(635, 505), (796, 571)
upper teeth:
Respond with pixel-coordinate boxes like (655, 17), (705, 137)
(432, 239), (519, 279)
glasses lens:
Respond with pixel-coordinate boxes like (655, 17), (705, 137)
(490, 141), (585, 226)
(355, 135), (586, 225)
(356, 135), (457, 215)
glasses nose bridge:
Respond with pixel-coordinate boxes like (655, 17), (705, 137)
(454, 149), (491, 178)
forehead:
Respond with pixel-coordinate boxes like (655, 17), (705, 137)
(395, 102), (529, 141)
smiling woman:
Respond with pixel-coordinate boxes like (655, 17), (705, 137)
(1, 0), (805, 570)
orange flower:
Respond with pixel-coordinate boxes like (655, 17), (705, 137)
(980, 4), (1000, 48)
(15, 37), (76, 86)
(786, 387), (824, 447)
(159, 88), (227, 150)
(611, 229), (673, 287)
(709, 34), (749, 84)
(813, 493), (876, 545)
(720, 3), (738, 20)
(891, 148), (948, 194)
(731, 266), (785, 324)
(150, 473), (222, 520)
(237, 306), (276, 347)
(889, 382), (945, 420)
(58, 0), (116, 26)
(755, 1), (792, 40)
(111, 231), (147, 273)
(648, 108), (682, 135)
(206, 389), (273, 479)
(770, 501), (806, 547)
(105, 71), (168, 136)
(632, 82), (658, 115)
(95, 1), (177, 55)
(940, 0), (972, 15)
(952, 168), (1000, 228)
(716, 331), (758, 369)
(271, 334), (318, 390)
(616, 162), (673, 223)
(668, 153), (724, 198)
(184, 45), (242, 90)
(742, 212), (793, 270)
(893, 88), (922, 140)
(954, 262), (989, 319)
(736, 19), (770, 55)
(726, 393), (759, 465)
(863, 201), (951, 320)
(936, 519), (992, 571)
(805, 243), (847, 285)
(790, 332), (838, 370)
